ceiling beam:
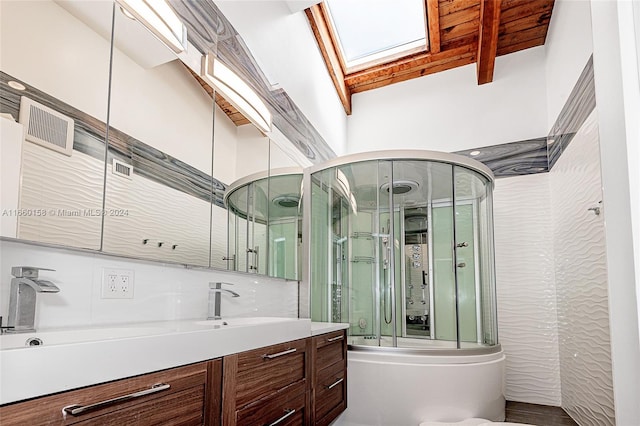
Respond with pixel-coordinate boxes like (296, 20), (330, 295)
(477, 0), (502, 84)
(345, 44), (475, 91)
(305, 5), (352, 115)
(425, 0), (441, 54)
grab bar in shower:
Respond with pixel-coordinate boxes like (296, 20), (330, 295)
(352, 256), (375, 264)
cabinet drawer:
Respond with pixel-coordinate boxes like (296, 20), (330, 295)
(314, 330), (346, 371)
(233, 338), (308, 408)
(236, 382), (306, 426)
(0, 361), (213, 426)
(76, 386), (204, 426)
(314, 361), (346, 423)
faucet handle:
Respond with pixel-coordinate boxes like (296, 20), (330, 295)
(209, 282), (234, 289)
(11, 266), (55, 279)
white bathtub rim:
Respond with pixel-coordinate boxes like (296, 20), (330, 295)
(348, 346), (505, 365)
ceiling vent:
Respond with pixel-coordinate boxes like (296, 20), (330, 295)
(112, 159), (133, 179)
(18, 96), (74, 156)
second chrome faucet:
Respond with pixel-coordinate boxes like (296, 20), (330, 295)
(207, 282), (240, 320)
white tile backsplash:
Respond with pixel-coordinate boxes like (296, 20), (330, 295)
(0, 239), (298, 329)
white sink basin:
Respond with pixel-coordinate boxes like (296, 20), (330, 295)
(0, 326), (174, 350)
(0, 317), (313, 405)
(193, 317), (296, 327)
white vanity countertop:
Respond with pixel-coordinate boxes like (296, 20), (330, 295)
(311, 321), (349, 336)
(0, 317), (350, 405)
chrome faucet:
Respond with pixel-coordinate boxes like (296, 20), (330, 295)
(208, 282), (239, 320)
(6, 267), (60, 333)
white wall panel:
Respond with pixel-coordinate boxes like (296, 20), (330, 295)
(493, 173), (561, 405)
(551, 111), (615, 425)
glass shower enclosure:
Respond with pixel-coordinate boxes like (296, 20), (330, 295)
(306, 151), (498, 349)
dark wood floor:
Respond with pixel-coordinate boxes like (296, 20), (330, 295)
(506, 401), (578, 425)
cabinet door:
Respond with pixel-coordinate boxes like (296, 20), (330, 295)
(311, 330), (347, 425)
(0, 360), (220, 426)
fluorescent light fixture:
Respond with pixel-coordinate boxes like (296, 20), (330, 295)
(202, 54), (272, 133)
(116, 0), (187, 53)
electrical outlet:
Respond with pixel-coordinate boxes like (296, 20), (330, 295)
(101, 268), (134, 299)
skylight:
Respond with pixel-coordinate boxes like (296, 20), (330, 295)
(324, 0), (427, 69)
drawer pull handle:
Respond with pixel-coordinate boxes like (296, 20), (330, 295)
(266, 408), (296, 426)
(327, 377), (344, 390)
(262, 348), (297, 359)
(62, 383), (170, 416)
(327, 335), (344, 343)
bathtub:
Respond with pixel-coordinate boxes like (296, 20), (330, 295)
(333, 343), (505, 426)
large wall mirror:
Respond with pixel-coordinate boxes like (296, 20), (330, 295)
(0, 0), (309, 280)
(0, 0), (111, 250)
(102, 3), (216, 267)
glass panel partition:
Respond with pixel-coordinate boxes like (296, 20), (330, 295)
(309, 153), (497, 351)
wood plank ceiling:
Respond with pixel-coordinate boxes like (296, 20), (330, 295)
(306, 0), (555, 115)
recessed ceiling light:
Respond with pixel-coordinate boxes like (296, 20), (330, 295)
(469, 150), (481, 156)
(7, 81), (26, 91)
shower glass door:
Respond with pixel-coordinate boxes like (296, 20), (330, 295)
(309, 155), (497, 350)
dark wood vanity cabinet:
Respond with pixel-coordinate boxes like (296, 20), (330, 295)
(0, 329), (348, 426)
(0, 360), (222, 426)
(222, 338), (311, 426)
(310, 330), (347, 426)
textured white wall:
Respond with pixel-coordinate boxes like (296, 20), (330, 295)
(17, 143), (104, 250)
(550, 111), (614, 425)
(346, 47), (548, 154)
(493, 173), (561, 406)
(0, 239), (298, 330)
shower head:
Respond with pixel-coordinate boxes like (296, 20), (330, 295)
(380, 180), (419, 195)
(272, 194), (300, 208)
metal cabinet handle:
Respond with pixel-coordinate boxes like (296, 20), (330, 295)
(62, 383), (170, 416)
(327, 335), (343, 343)
(326, 378), (344, 390)
(262, 348), (297, 359)
(266, 408), (296, 426)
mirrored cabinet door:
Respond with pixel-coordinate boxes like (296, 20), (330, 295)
(101, 3), (215, 267)
(214, 115), (271, 272)
(267, 140), (305, 281)
(0, 0), (111, 250)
